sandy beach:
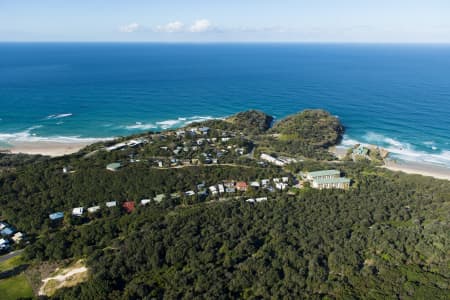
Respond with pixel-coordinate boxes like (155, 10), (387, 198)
(7, 141), (96, 157)
(383, 159), (450, 181)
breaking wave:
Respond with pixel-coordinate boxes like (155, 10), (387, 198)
(0, 126), (110, 146)
(124, 115), (220, 131)
(339, 133), (450, 168)
(45, 113), (73, 120)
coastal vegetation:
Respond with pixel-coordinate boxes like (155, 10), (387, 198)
(0, 109), (448, 299)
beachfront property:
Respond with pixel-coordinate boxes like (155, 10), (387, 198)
(106, 138), (146, 152)
(106, 162), (122, 171)
(305, 169), (351, 190)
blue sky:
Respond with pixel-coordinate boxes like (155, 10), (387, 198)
(1, 0), (450, 42)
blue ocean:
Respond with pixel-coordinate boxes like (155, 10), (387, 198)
(0, 43), (449, 167)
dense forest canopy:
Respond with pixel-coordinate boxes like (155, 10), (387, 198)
(270, 109), (344, 147)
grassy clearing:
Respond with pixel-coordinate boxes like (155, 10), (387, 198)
(0, 274), (33, 300)
(0, 255), (24, 273)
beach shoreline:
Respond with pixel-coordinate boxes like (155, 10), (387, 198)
(331, 145), (450, 181)
(382, 159), (450, 181)
(5, 141), (97, 157)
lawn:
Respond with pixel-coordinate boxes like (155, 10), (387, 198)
(0, 255), (24, 273)
(0, 274), (34, 300)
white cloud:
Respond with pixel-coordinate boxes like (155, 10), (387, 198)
(189, 19), (212, 33)
(119, 22), (140, 33)
(155, 21), (185, 33)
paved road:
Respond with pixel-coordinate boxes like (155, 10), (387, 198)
(0, 249), (24, 264)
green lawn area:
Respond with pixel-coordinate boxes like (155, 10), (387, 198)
(0, 255), (24, 273)
(0, 274), (33, 300)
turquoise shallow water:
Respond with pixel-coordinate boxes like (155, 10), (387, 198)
(0, 43), (449, 167)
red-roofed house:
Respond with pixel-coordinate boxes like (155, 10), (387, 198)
(122, 201), (135, 213)
(236, 181), (248, 192)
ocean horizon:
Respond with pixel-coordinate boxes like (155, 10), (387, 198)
(1, 43), (449, 167)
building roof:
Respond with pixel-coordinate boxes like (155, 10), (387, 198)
(106, 201), (117, 207)
(0, 227), (14, 236)
(88, 206), (101, 212)
(154, 194), (166, 202)
(236, 181), (248, 187)
(313, 177), (351, 184)
(122, 201), (135, 213)
(307, 170), (340, 178)
(72, 207), (84, 216)
(49, 212), (64, 220)
(106, 162), (121, 171)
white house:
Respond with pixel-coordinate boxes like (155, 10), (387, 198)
(260, 153), (286, 166)
(106, 201), (117, 208)
(12, 232), (24, 243)
(209, 186), (218, 195)
(276, 183), (288, 190)
(218, 184), (225, 194)
(72, 207), (84, 216)
(88, 206), (101, 213)
(250, 181), (260, 188)
(256, 197), (268, 202)
(141, 199), (151, 206)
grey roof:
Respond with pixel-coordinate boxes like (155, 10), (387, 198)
(307, 170), (340, 178)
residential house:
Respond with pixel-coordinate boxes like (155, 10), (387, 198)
(0, 238), (9, 250)
(141, 199), (151, 206)
(106, 201), (117, 208)
(88, 206), (101, 213)
(122, 201), (135, 213)
(236, 181), (248, 192)
(218, 184), (225, 194)
(154, 194), (166, 203)
(250, 181), (261, 188)
(106, 162), (121, 172)
(49, 212), (64, 220)
(72, 207), (84, 217)
(12, 232), (24, 243)
(260, 153), (286, 166)
(0, 227), (14, 237)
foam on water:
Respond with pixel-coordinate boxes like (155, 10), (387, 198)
(45, 113), (73, 120)
(340, 133), (450, 168)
